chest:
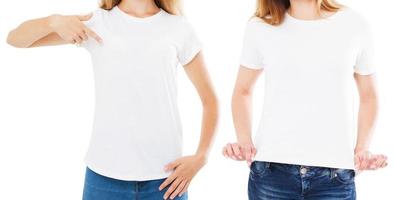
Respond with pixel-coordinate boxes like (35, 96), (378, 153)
(260, 25), (361, 74)
(91, 24), (178, 71)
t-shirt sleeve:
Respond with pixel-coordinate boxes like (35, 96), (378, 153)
(78, 9), (102, 51)
(240, 20), (265, 70)
(354, 18), (375, 75)
(177, 19), (203, 66)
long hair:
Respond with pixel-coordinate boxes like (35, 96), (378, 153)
(100, 0), (182, 15)
(255, 0), (342, 25)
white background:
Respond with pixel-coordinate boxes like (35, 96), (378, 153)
(0, 0), (393, 199)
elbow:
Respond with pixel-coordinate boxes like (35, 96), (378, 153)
(233, 87), (252, 99)
(6, 31), (28, 48)
(201, 93), (219, 112)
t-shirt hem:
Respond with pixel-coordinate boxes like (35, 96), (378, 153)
(240, 62), (264, 70)
(354, 68), (376, 75)
(253, 156), (355, 170)
(179, 43), (203, 66)
(85, 160), (171, 181)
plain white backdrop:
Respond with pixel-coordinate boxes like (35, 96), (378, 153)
(0, 0), (393, 199)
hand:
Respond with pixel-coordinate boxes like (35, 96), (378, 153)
(222, 141), (256, 166)
(48, 14), (102, 45)
(354, 149), (388, 174)
(159, 154), (207, 199)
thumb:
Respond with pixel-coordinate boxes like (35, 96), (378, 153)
(164, 159), (180, 172)
(354, 155), (360, 169)
(245, 148), (252, 163)
(77, 13), (92, 21)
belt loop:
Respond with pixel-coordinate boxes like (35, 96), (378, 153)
(265, 162), (271, 169)
(330, 168), (336, 179)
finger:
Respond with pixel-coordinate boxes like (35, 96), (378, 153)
(222, 146), (229, 158)
(376, 155), (387, 169)
(359, 154), (369, 170)
(179, 182), (190, 197)
(77, 13), (93, 21)
(70, 38), (76, 44)
(368, 155), (379, 170)
(85, 28), (103, 43)
(170, 180), (187, 199)
(374, 156), (385, 169)
(382, 159), (388, 168)
(164, 178), (182, 200)
(244, 146), (252, 162)
(232, 143), (242, 157)
(354, 155), (361, 169)
(247, 147), (257, 166)
(164, 160), (180, 172)
(159, 173), (177, 191)
(73, 35), (83, 44)
(226, 143), (235, 159)
(251, 146), (257, 158)
(79, 31), (88, 41)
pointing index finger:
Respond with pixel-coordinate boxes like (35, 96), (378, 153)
(85, 28), (103, 44)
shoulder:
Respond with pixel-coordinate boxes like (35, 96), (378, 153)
(244, 16), (274, 36)
(84, 8), (109, 26)
(161, 12), (195, 30)
(338, 7), (370, 28)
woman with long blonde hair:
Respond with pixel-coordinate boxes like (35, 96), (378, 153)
(223, 0), (388, 199)
(7, 0), (218, 199)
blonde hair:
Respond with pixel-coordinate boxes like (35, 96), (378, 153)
(255, 0), (342, 25)
(100, 0), (182, 15)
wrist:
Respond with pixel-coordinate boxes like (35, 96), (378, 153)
(47, 14), (60, 32)
(237, 134), (253, 145)
(194, 151), (208, 164)
(354, 146), (369, 154)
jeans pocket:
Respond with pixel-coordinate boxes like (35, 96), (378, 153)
(333, 169), (355, 184)
(250, 161), (270, 177)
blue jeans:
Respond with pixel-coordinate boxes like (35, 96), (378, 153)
(248, 161), (356, 200)
(83, 167), (188, 200)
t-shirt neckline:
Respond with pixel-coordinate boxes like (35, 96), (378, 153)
(285, 8), (346, 24)
(113, 6), (164, 22)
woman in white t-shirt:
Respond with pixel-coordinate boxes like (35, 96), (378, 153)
(223, 0), (388, 199)
(7, 0), (218, 199)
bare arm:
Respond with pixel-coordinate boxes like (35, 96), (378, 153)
(232, 66), (262, 146)
(354, 74), (378, 152)
(159, 52), (218, 199)
(223, 66), (262, 165)
(353, 74), (388, 171)
(7, 14), (102, 48)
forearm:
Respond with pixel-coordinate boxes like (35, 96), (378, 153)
(232, 92), (253, 144)
(195, 98), (219, 159)
(355, 97), (378, 152)
(7, 15), (54, 48)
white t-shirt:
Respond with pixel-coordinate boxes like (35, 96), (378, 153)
(240, 8), (375, 169)
(81, 6), (202, 181)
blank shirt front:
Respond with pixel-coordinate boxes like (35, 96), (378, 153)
(240, 8), (375, 169)
(81, 7), (202, 181)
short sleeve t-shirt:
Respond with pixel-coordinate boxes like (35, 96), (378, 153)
(81, 7), (202, 181)
(240, 8), (375, 169)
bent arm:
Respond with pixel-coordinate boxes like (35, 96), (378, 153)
(184, 52), (219, 160)
(354, 73), (378, 153)
(232, 66), (262, 144)
(6, 15), (65, 48)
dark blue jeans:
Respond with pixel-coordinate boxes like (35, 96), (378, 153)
(83, 167), (188, 200)
(248, 161), (356, 200)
